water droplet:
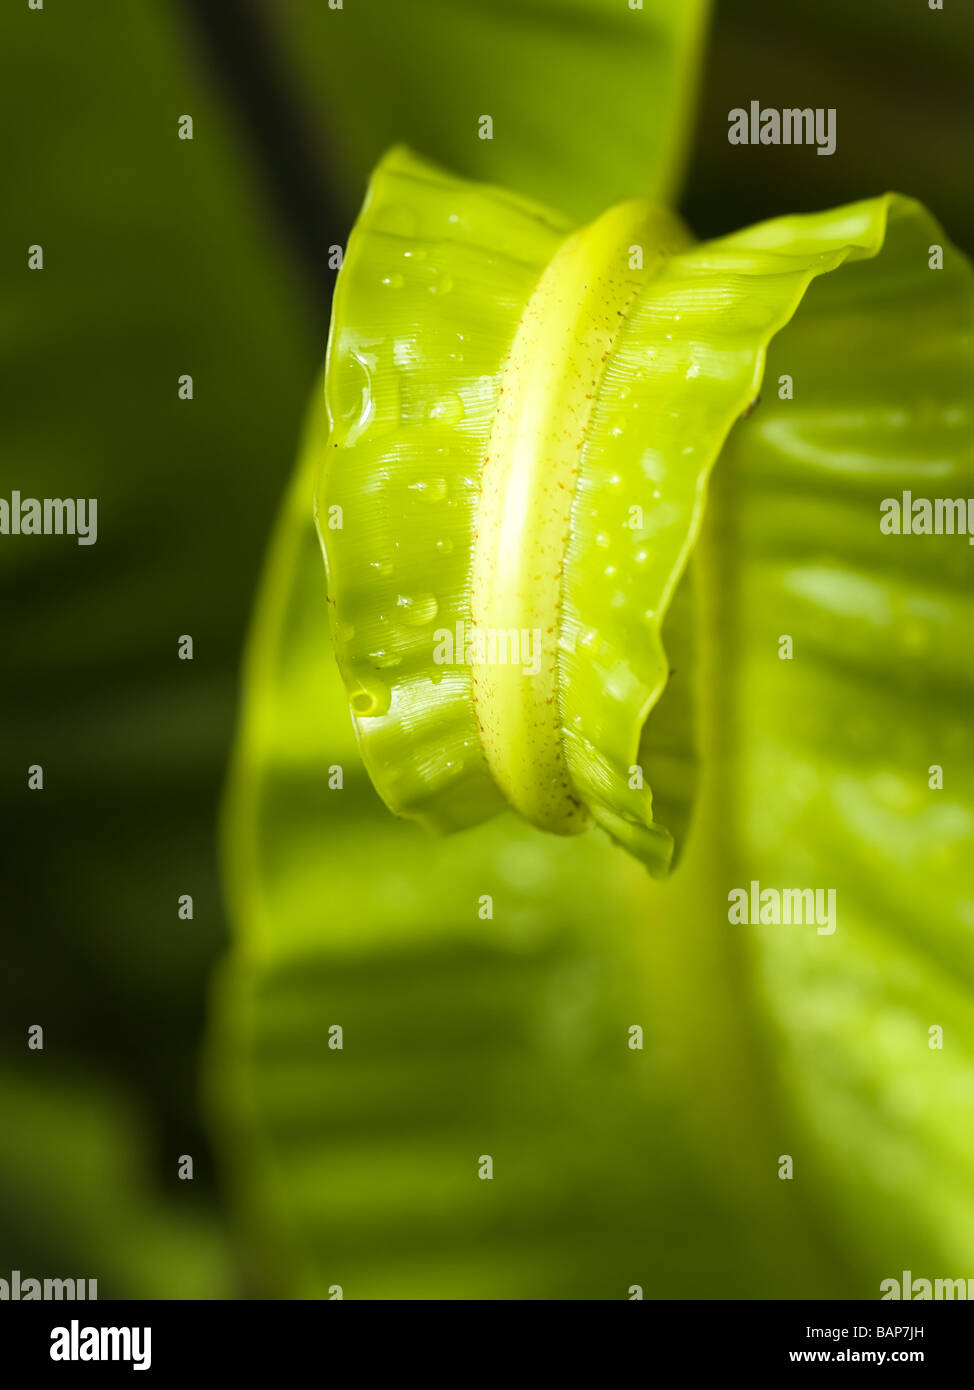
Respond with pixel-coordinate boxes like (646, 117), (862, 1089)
(381, 273), (404, 289)
(436, 538), (454, 555)
(430, 275), (454, 295)
(350, 679), (391, 718)
(341, 350), (376, 437)
(685, 363), (700, 380)
(634, 548), (650, 565)
(409, 477), (448, 503)
(428, 393), (464, 424)
(595, 532), (610, 548)
(397, 593), (439, 626)
(369, 558), (394, 577)
(641, 450), (665, 482)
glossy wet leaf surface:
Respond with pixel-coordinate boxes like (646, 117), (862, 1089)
(217, 154), (974, 1294)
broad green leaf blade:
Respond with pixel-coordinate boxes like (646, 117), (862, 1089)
(316, 153), (968, 880)
(216, 158), (974, 1295)
(317, 148), (570, 833)
(214, 405), (838, 1300)
(719, 212), (974, 1277)
(277, 0), (711, 221)
(558, 196), (963, 869)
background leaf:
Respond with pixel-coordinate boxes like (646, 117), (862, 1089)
(4, 0), (973, 1300)
(214, 406), (843, 1299)
(0, 0), (316, 1293)
(717, 205), (974, 1277)
(215, 177), (974, 1297)
(273, 0), (711, 222)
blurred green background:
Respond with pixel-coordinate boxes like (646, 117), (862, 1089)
(1, 0), (972, 1298)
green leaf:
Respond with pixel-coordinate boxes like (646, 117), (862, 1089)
(316, 151), (972, 878)
(276, 0), (711, 221)
(214, 440), (836, 1297)
(0, 0), (315, 1292)
(0, 1067), (230, 1299)
(716, 209), (974, 1274)
(0, 0), (712, 1300)
(217, 150), (974, 1294)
